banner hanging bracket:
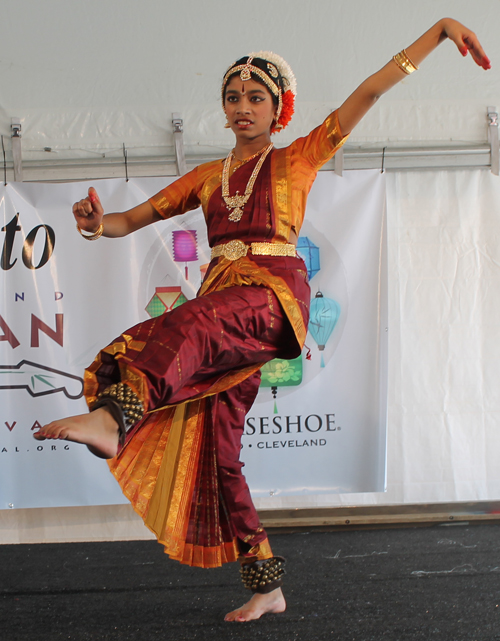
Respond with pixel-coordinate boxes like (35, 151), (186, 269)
(381, 147), (387, 174)
(172, 113), (187, 176)
(122, 143), (129, 182)
(488, 106), (499, 176)
(1, 136), (6, 185)
(11, 117), (23, 182)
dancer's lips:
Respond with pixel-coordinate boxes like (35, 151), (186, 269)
(236, 119), (253, 128)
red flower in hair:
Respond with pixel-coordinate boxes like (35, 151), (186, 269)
(271, 90), (295, 134)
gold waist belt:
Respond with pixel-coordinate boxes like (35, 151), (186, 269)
(211, 240), (296, 262)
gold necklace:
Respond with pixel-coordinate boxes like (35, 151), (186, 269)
(222, 143), (273, 222)
(232, 144), (269, 164)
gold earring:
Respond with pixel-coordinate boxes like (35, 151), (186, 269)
(271, 118), (283, 132)
(224, 117), (231, 129)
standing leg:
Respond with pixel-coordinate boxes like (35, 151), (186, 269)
(216, 372), (266, 549)
(215, 373), (287, 622)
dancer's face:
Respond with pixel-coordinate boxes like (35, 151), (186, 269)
(224, 76), (277, 140)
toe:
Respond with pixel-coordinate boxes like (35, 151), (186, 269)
(225, 610), (242, 622)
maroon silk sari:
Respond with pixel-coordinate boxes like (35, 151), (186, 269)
(84, 153), (310, 567)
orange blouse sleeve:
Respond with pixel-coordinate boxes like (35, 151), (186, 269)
(290, 109), (348, 170)
(149, 166), (201, 220)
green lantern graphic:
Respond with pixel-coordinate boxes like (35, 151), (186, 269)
(260, 356), (303, 414)
(146, 286), (188, 318)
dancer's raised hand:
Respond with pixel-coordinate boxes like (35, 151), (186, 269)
(338, 18), (490, 137)
(442, 18), (491, 69)
(73, 187), (104, 233)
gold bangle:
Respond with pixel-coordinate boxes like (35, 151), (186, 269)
(77, 222), (104, 240)
(392, 49), (419, 75)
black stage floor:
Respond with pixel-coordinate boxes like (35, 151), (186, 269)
(2, 523), (500, 641)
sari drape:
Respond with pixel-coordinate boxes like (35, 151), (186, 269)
(84, 111), (348, 568)
(86, 272), (298, 567)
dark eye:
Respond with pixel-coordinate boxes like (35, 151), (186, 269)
(226, 95), (238, 102)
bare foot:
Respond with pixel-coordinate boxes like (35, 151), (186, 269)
(224, 588), (286, 622)
(33, 409), (120, 459)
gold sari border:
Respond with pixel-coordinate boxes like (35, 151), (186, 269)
(325, 108), (349, 152)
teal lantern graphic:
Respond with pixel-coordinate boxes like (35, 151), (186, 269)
(260, 356), (302, 414)
(308, 291), (340, 367)
(296, 236), (320, 281)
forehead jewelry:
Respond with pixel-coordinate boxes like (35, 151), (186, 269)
(240, 56), (254, 81)
(222, 143), (274, 222)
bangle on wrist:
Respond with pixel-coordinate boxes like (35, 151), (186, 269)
(392, 49), (419, 75)
(77, 222), (104, 240)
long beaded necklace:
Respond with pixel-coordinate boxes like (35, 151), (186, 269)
(222, 143), (274, 222)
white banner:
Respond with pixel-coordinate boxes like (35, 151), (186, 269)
(0, 170), (387, 509)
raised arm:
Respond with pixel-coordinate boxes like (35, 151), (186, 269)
(337, 18), (490, 137)
(73, 187), (162, 238)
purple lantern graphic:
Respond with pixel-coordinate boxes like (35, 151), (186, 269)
(172, 230), (198, 280)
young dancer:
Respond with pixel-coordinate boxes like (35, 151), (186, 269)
(35, 19), (489, 622)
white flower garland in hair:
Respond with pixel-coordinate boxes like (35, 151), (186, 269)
(250, 50), (297, 96)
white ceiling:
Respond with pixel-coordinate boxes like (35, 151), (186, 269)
(1, 0), (498, 161)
